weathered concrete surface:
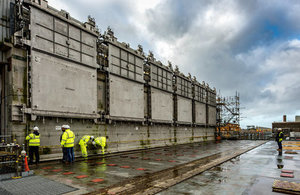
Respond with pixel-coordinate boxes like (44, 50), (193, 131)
(159, 141), (300, 195)
(97, 141), (266, 195)
(29, 140), (265, 194)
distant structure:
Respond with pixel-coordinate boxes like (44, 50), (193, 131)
(216, 92), (241, 139)
(216, 91), (240, 126)
(272, 115), (300, 133)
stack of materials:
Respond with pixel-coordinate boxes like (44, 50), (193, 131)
(273, 180), (300, 194)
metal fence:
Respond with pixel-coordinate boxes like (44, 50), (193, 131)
(0, 144), (19, 174)
(221, 132), (273, 140)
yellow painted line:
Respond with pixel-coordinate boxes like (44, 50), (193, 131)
(282, 143), (300, 146)
(283, 146), (300, 150)
(284, 141), (300, 145)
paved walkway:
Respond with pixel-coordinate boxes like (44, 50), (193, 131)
(33, 140), (265, 194)
(159, 141), (300, 195)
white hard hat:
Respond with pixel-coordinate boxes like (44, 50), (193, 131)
(62, 125), (70, 129)
(278, 128), (282, 131)
(33, 126), (39, 131)
(92, 141), (96, 145)
(21, 150), (26, 156)
(90, 136), (94, 139)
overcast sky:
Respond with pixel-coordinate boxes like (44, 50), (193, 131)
(48, 0), (300, 128)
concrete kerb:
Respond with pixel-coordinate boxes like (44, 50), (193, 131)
(88, 141), (268, 195)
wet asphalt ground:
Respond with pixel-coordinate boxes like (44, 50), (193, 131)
(29, 140), (272, 194)
(158, 141), (300, 195)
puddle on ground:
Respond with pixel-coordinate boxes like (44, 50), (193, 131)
(276, 156), (284, 169)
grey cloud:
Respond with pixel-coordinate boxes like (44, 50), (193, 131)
(231, 0), (300, 53)
(145, 0), (300, 52)
(145, 0), (208, 41)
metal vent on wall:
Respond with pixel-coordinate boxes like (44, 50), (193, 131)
(10, 104), (25, 122)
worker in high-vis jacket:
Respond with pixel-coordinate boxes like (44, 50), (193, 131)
(79, 135), (94, 158)
(93, 136), (109, 154)
(276, 128), (284, 155)
(61, 125), (75, 163)
(26, 126), (40, 165)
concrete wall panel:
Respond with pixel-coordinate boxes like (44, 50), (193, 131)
(176, 76), (192, 98)
(208, 106), (217, 125)
(149, 63), (173, 92)
(147, 126), (173, 147)
(151, 88), (173, 122)
(11, 117), (215, 157)
(194, 83), (205, 103)
(54, 18), (67, 35)
(195, 102), (206, 124)
(108, 43), (144, 82)
(31, 50), (97, 115)
(175, 127), (193, 144)
(109, 75), (144, 119)
(177, 96), (192, 123)
(30, 6), (97, 68)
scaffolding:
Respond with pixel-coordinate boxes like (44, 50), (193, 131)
(216, 91), (241, 139)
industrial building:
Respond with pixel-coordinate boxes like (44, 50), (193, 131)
(0, 0), (217, 157)
(272, 115), (300, 138)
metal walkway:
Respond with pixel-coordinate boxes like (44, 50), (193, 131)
(0, 175), (77, 195)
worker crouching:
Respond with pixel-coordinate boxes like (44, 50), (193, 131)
(61, 125), (75, 163)
(26, 126), (40, 165)
(93, 136), (109, 155)
(79, 135), (94, 158)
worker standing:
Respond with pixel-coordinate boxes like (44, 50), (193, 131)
(60, 127), (67, 163)
(79, 135), (94, 158)
(26, 126), (40, 165)
(93, 136), (109, 154)
(276, 128), (284, 155)
(61, 125), (75, 163)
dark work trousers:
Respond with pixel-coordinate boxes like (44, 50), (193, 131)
(65, 147), (74, 163)
(29, 146), (40, 164)
(277, 141), (282, 150)
(277, 141), (282, 155)
(62, 147), (67, 162)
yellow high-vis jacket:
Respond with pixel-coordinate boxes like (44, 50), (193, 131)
(95, 137), (106, 147)
(79, 135), (91, 146)
(26, 133), (40, 146)
(279, 132), (283, 142)
(61, 129), (75, 148)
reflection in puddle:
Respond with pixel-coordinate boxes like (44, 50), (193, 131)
(276, 158), (284, 169)
(277, 164), (284, 169)
(277, 159), (282, 163)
